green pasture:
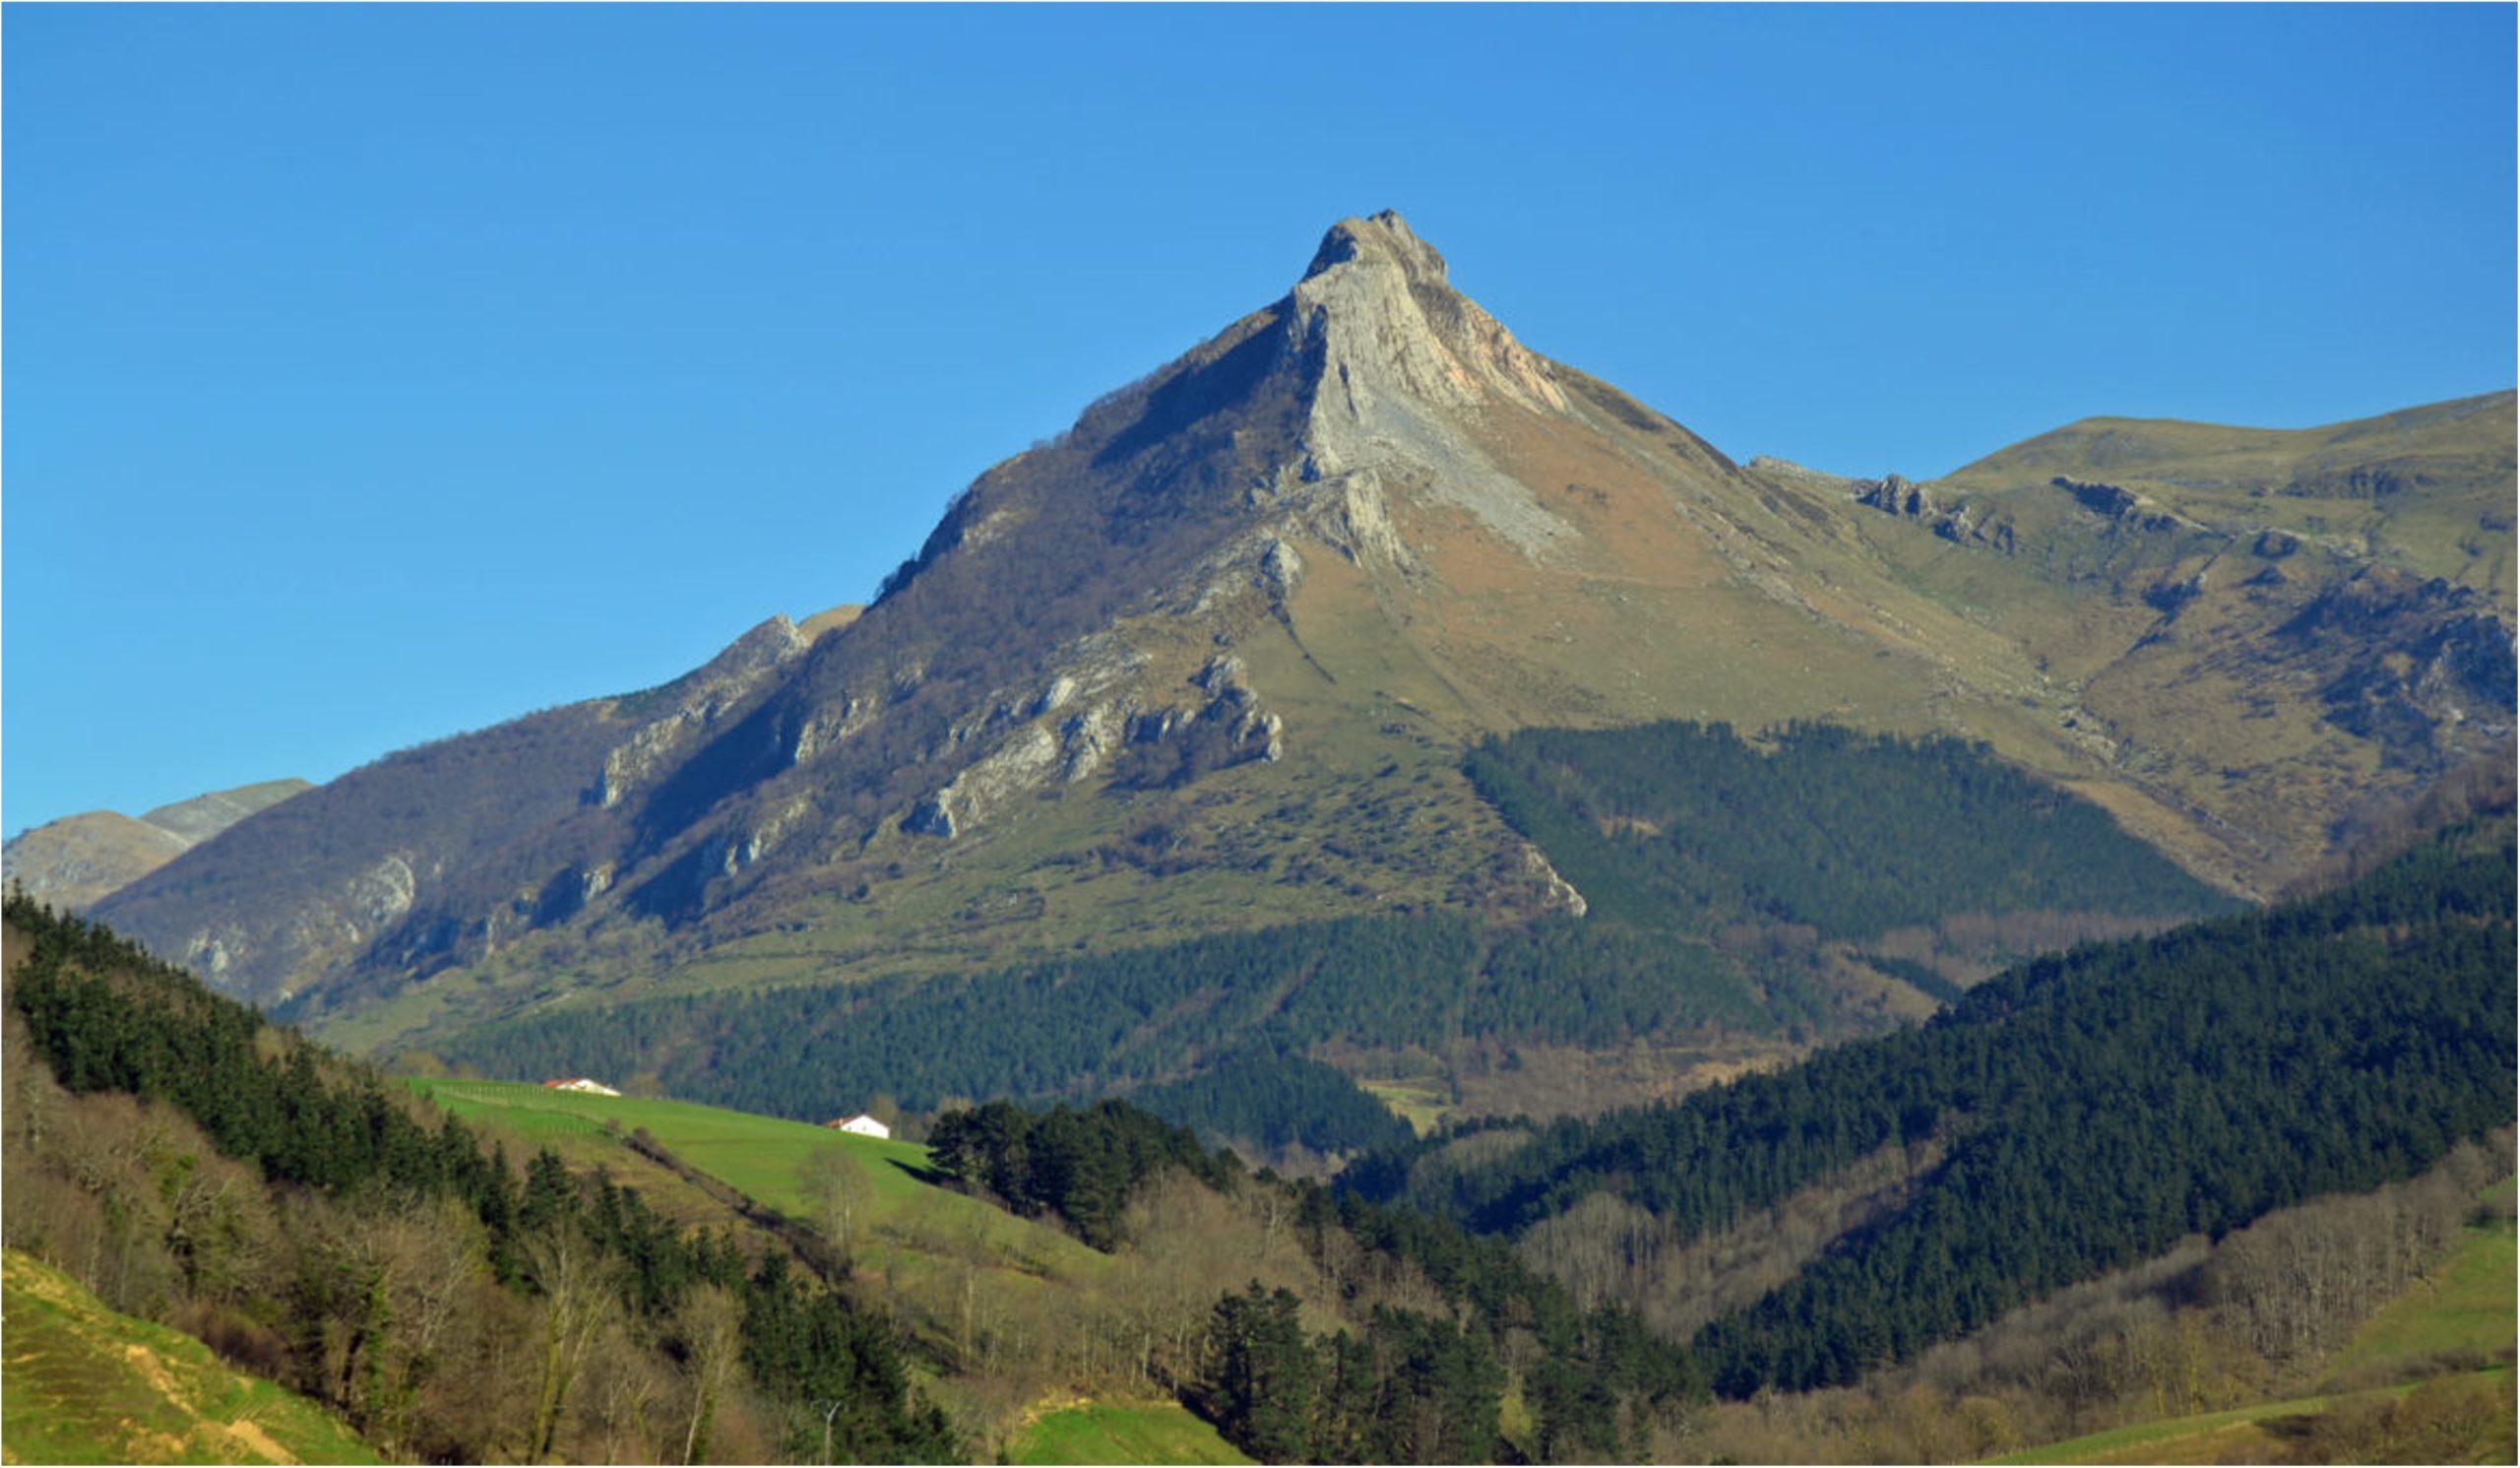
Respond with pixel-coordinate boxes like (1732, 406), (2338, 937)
(1008, 1400), (1252, 1465)
(409, 1079), (1107, 1284)
(1990, 1388), (2360, 1465)
(1360, 1077), (1453, 1137)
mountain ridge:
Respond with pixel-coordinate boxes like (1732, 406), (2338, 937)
(84, 213), (2513, 1062)
(2, 778), (314, 912)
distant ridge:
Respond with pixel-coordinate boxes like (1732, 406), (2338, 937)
(3, 778), (311, 911)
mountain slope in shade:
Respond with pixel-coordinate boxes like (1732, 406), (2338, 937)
(88, 214), (2514, 1056)
(3, 778), (313, 912)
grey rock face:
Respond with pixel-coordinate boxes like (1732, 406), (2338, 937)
(1289, 214), (1574, 557)
(598, 616), (811, 807)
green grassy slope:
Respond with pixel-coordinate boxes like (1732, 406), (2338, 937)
(1988, 1371), (2515, 1466)
(410, 1079), (1109, 1282)
(1008, 1401), (1254, 1465)
(1, 1248), (380, 1466)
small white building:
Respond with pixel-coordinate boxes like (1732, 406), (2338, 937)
(543, 1077), (622, 1097)
(826, 1113), (892, 1139)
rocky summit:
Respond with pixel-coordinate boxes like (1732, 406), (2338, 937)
(89, 213), (2515, 1055)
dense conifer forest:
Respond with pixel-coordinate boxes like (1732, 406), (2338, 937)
(1465, 720), (2234, 937)
(441, 910), (1782, 1148)
(1348, 817), (2517, 1396)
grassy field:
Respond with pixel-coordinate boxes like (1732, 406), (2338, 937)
(2, 1248), (380, 1465)
(1359, 1076), (1454, 1137)
(1007, 1401), (1252, 1465)
(1991, 1387), (2366, 1465)
(409, 1079), (1109, 1285)
(415, 1079), (929, 1211)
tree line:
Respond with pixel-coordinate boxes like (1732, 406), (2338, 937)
(926, 1098), (1240, 1250)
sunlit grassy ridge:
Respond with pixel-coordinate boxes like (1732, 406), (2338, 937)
(1, 1248), (380, 1466)
(1991, 1384), (2396, 1465)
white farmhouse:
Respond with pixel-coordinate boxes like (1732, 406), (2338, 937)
(542, 1077), (623, 1097)
(826, 1113), (892, 1140)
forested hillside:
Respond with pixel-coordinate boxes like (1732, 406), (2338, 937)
(1351, 816), (2516, 1398)
(1467, 720), (2233, 937)
(915, 1103), (1708, 1463)
(1, 893), (959, 1464)
(0, 894), (1724, 1465)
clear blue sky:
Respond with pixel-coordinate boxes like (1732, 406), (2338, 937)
(7, 4), (2513, 836)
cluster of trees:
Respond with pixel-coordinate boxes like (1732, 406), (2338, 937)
(2, 891), (959, 1463)
(1260, 1182), (1706, 1463)
(926, 1099), (1239, 1250)
(1465, 719), (2230, 938)
(1354, 817), (2516, 1397)
(903, 1085), (1709, 1462)
(1203, 1284), (1504, 1464)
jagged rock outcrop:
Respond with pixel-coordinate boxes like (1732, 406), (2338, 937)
(1855, 473), (2014, 551)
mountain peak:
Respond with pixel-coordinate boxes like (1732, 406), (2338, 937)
(1302, 210), (1449, 286)
(1288, 209), (1570, 492)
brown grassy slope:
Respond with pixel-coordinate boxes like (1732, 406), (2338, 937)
(0, 812), (189, 913)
